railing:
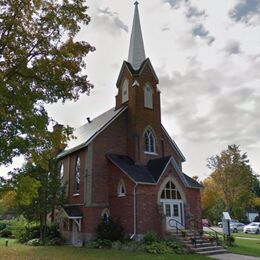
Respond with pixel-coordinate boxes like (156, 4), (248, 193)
(168, 218), (224, 248)
(168, 218), (198, 247)
(189, 218), (224, 246)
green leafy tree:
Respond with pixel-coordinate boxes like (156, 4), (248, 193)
(207, 145), (255, 220)
(0, 0), (95, 165)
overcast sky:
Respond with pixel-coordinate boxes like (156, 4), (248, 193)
(1, 0), (260, 180)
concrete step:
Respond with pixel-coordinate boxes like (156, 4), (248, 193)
(197, 248), (228, 256)
(193, 245), (225, 252)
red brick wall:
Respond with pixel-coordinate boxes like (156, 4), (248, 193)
(108, 163), (135, 235)
(91, 111), (128, 205)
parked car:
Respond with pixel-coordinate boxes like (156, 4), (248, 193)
(202, 219), (212, 227)
(243, 222), (260, 234)
(230, 222), (245, 233)
(218, 219), (239, 228)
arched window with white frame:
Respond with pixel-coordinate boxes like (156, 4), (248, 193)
(75, 156), (80, 194)
(144, 128), (156, 153)
(160, 181), (182, 200)
(122, 79), (129, 103)
(117, 180), (126, 197)
(59, 162), (64, 179)
(144, 83), (153, 109)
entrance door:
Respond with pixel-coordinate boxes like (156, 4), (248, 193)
(163, 201), (183, 231)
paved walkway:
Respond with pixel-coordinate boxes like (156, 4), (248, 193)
(210, 253), (260, 260)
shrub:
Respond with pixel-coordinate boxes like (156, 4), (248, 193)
(96, 217), (124, 241)
(27, 238), (42, 246)
(143, 231), (158, 244)
(145, 241), (173, 254)
(96, 239), (112, 248)
(0, 222), (7, 231)
(0, 227), (13, 238)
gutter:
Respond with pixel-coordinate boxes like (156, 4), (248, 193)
(130, 183), (138, 239)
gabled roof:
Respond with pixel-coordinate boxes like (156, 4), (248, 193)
(107, 153), (202, 189)
(107, 154), (155, 184)
(57, 105), (127, 158)
(60, 206), (82, 219)
(116, 59), (159, 87)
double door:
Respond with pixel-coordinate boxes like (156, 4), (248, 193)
(162, 201), (184, 230)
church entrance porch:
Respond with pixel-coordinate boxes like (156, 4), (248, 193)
(159, 179), (185, 231)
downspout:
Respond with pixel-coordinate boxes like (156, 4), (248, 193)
(130, 183), (138, 239)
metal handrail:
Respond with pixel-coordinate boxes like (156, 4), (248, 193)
(168, 218), (198, 247)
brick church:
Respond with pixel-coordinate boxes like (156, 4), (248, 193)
(57, 2), (202, 245)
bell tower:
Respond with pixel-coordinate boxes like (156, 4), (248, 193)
(115, 2), (162, 163)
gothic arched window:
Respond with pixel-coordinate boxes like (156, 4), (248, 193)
(75, 156), (80, 193)
(117, 180), (126, 197)
(122, 79), (129, 103)
(144, 83), (153, 109)
(144, 128), (156, 153)
(59, 162), (64, 179)
(160, 181), (182, 200)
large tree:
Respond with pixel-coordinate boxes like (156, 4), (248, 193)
(0, 0), (95, 165)
(206, 145), (255, 220)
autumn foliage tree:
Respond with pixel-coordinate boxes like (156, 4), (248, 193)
(0, 0), (95, 165)
(202, 145), (255, 221)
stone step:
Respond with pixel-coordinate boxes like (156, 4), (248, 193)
(197, 248), (228, 256)
(193, 245), (224, 252)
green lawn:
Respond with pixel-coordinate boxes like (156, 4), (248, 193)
(228, 237), (260, 257)
(0, 238), (209, 260)
(233, 232), (260, 239)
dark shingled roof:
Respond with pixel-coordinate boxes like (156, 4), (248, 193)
(63, 206), (82, 218)
(107, 153), (202, 189)
(183, 173), (203, 189)
(107, 154), (155, 183)
(146, 156), (171, 182)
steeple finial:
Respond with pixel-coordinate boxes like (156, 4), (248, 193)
(127, 2), (146, 70)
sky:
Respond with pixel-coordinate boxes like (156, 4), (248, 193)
(1, 0), (260, 180)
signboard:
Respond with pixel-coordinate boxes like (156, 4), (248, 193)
(222, 211), (231, 235)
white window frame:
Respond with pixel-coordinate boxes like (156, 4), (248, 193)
(144, 83), (153, 109)
(160, 181), (182, 200)
(74, 156), (80, 195)
(59, 162), (64, 179)
(144, 128), (156, 153)
(122, 79), (129, 103)
(117, 180), (126, 197)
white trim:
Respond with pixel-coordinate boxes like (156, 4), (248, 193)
(157, 156), (189, 188)
(144, 151), (158, 156)
(73, 193), (80, 197)
(69, 216), (83, 219)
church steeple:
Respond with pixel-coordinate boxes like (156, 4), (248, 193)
(127, 2), (146, 70)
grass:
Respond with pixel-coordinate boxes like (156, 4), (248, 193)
(228, 238), (260, 257)
(232, 232), (260, 239)
(0, 238), (209, 260)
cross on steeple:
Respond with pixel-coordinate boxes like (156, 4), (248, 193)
(127, 2), (146, 70)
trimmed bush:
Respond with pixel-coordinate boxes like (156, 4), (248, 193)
(143, 231), (159, 244)
(96, 217), (124, 241)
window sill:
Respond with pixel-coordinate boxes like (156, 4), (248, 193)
(117, 194), (126, 198)
(144, 151), (158, 156)
(73, 193), (80, 197)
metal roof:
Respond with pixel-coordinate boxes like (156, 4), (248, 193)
(57, 105), (127, 158)
(128, 2), (146, 70)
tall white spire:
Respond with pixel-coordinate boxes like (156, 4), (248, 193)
(127, 1), (146, 70)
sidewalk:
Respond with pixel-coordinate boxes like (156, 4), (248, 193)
(210, 253), (260, 260)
